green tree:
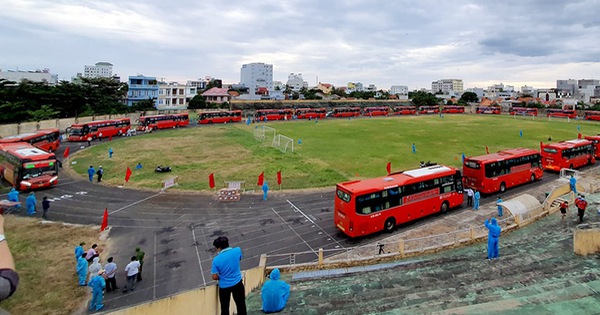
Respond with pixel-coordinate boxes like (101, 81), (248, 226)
(131, 99), (156, 112)
(410, 91), (441, 106)
(458, 91), (479, 104)
(188, 95), (207, 109)
(27, 104), (59, 121)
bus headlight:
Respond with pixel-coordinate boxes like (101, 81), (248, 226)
(50, 176), (58, 183)
(21, 181), (32, 187)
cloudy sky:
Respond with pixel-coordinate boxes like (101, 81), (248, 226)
(1, 0), (599, 90)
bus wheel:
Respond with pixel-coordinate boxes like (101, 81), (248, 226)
(153, 126), (158, 130)
(384, 218), (396, 233)
(500, 182), (506, 193)
(208, 121), (213, 124)
(530, 174), (536, 182)
(440, 201), (449, 213)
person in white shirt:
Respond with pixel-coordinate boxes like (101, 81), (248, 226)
(122, 256), (140, 293)
(465, 188), (474, 207)
(104, 257), (118, 292)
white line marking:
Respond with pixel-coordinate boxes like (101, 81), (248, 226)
(191, 228), (207, 286)
(109, 193), (161, 215)
(271, 208), (318, 257)
(286, 199), (346, 249)
(153, 232), (157, 300)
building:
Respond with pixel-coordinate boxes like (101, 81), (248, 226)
(465, 87), (484, 99)
(557, 79), (577, 97)
(390, 85), (408, 99)
(521, 85), (534, 95)
(202, 87), (231, 104)
(127, 75), (159, 107)
(83, 62), (113, 78)
(157, 81), (187, 110)
(316, 82), (333, 94)
(240, 62), (273, 93)
(285, 73), (308, 91)
(431, 79), (463, 93)
(0, 68), (58, 85)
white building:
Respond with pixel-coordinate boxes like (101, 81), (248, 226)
(466, 87), (484, 99)
(431, 79), (463, 93)
(521, 85), (534, 95)
(83, 62), (113, 78)
(0, 68), (58, 85)
(157, 81), (188, 110)
(240, 62), (273, 93)
(285, 73), (308, 91)
(390, 85), (408, 96)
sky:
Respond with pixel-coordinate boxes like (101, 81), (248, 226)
(1, 0), (599, 91)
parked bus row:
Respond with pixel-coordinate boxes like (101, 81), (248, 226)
(334, 136), (599, 238)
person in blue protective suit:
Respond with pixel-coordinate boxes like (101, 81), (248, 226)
(76, 253), (88, 286)
(261, 268), (290, 313)
(88, 269), (106, 311)
(496, 197), (503, 217)
(485, 218), (501, 259)
(7, 188), (21, 210)
(570, 175), (577, 194)
(74, 242), (85, 261)
(25, 192), (36, 216)
(473, 190), (480, 210)
(87, 166), (96, 183)
(262, 181), (269, 201)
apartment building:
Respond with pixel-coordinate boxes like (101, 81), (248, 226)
(431, 79), (463, 93)
(84, 62), (113, 78)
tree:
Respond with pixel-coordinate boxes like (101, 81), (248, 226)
(410, 91), (441, 106)
(458, 91), (479, 104)
(131, 99), (156, 112)
(188, 95), (207, 109)
(27, 104), (59, 121)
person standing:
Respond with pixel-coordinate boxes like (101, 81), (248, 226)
(412, 143), (416, 154)
(261, 268), (290, 313)
(122, 256), (140, 293)
(465, 188), (474, 207)
(211, 236), (247, 315)
(25, 192), (36, 216)
(496, 197), (503, 217)
(76, 253), (88, 286)
(485, 218), (501, 259)
(88, 166), (96, 183)
(74, 242), (85, 261)
(473, 190), (480, 210)
(262, 181), (269, 201)
(88, 257), (102, 282)
(88, 270), (106, 312)
(104, 257), (118, 292)
(108, 148), (113, 159)
(570, 175), (577, 194)
(135, 247), (145, 282)
(7, 188), (20, 211)
(560, 201), (569, 221)
(575, 194), (588, 223)
(42, 197), (51, 219)
(96, 166), (104, 183)
(87, 137), (92, 147)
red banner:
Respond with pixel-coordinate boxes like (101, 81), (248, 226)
(485, 145), (490, 154)
(63, 147), (70, 158)
(386, 162), (391, 174)
(209, 173), (215, 189)
(277, 170), (282, 185)
(257, 172), (264, 186)
(125, 167), (132, 182)
(100, 208), (108, 231)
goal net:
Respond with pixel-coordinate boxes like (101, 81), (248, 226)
(254, 126), (276, 142)
(272, 134), (294, 153)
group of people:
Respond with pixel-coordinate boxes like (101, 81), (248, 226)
(464, 188), (481, 210)
(211, 236), (290, 315)
(87, 165), (104, 183)
(7, 188), (52, 219)
(74, 242), (145, 312)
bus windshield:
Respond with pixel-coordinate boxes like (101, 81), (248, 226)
(543, 148), (558, 154)
(464, 161), (480, 169)
(69, 127), (85, 136)
(21, 164), (57, 179)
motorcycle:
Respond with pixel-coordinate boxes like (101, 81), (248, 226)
(155, 165), (172, 173)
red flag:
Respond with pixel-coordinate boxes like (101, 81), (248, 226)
(485, 146), (490, 154)
(540, 141), (543, 149)
(578, 133), (582, 139)
(277, 170), (282, 185)
(257, 172), (264, 186)
(109, 135), (113, 141)
(100, 208), (108, 231)
(63, 147), (70, 158)
(125, 167), (132, 182)
(208, 173), (215, 189)
(386, 162), (391, 174)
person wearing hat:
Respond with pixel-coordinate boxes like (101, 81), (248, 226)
(96, 166), (104, 183)
(88, 269), (106, 311)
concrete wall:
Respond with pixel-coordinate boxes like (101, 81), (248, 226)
(574, 225), (600, 256)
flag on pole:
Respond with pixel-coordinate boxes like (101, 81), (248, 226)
(578, 133), (582, 139)
(63, 147), (70, 158)
(277, 170), (282, 185)
(257, 172), (264, 186)
(386, 162), (391, 174)
(100, 208), (108, 231)
(485, 146), (490, 154)
(208, 173), (215, 189)
(125, 167), (132, 183)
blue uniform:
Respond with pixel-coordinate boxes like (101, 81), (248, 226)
(88, 167), (96, 182)
(108, 148), (113, 158)
(412, 143), (416, 153)
(485, 218), (501, 259)
(88, 274), (106, 311)
(473, 191), (480, 210)
(261, 268), (290, 313)
(570, 176), (577, 194)
(496, 198), (503, 217)
(262, 181), (269, 201)
(25, 193), (36, 216)
(7, 188), (21, 209)
(76, 256), (88, 286)
(75, 245), (84, 261)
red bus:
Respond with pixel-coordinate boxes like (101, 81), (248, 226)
(198, 111), (242, 124)
(67, 118), (131, 141)
(583, 135), (600, 158)
(0, 128), (61, 152)
(255, 109), (293, 121)
(295, 108), (327, 119)
(546, 108), (577, 119)
(393, 106), (417, 115)
(0, 142), (59, 191)
(363, 107), (389, 116)
(541, 139), (595, 171)
(329, 107), (361, 118)
(334, 165), (464, 237)
(418, 106), (439, 114)
(476, 106), (501, 114)
(137, 113), (189, 130)
(584, 111), (600, 121)
(510, 107), (538, 116)
(441, 106), (465, 114)
(463, 148), (543, 194)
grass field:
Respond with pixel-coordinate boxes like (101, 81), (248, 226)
(69, 115), (599, 191)
(1, 216), (106, 315)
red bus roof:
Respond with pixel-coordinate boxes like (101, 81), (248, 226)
(140, 113), (188, 118)
(543, 139), (591, 149)
(0, 142), (56, 161)
(71, 118), (130, 127)
(466, 148), (540, 163)
(0, 129), (59, 142)
(338, 165), (457, 194)
(584, 135), (600, 140)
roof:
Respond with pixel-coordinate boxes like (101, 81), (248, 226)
(0, 142), (55, 159)
(467, 148), (540, 163)
(201, 87), (230, 97)
(544, 139), (592, 149)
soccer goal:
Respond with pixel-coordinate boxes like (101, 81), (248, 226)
(254, 126), (276, 141)
(272, 134), (294, 153)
